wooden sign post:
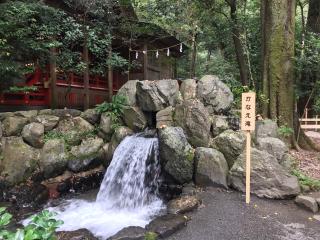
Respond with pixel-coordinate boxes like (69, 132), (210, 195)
(241, 92), (256, 204)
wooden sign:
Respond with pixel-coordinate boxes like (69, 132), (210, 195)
(241, 92), (256, 131)
(241, 92), (256, 204)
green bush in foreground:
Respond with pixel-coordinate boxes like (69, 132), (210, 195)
(145, 231), (158, 240)
(0, 208), (63, 240)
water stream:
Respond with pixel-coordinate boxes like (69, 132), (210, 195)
(46, 134), (164, 239)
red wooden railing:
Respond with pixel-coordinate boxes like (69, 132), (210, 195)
(0, 68), (128, 108)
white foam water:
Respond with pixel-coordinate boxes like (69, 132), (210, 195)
(45, 135), (164, 239)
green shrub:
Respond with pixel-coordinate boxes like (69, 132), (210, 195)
(278, 125), (294, 138)
(145, 231), (158, 240)
(7, 86), (38, 93)
(0, 208), (63, 240)
(291, 169), (320, 191)
(96, 95), (127, 130)
(95, 95), (127, 115)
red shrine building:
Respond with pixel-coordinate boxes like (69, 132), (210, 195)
(0, 3), (185, 110)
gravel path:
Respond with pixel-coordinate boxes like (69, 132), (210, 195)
(167, 188), (320, 240)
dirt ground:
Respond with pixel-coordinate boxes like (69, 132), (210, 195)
(290, 131), (320, 179)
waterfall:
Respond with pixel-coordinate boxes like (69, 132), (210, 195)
(96, 135), (161, 209)
(45, 135), (164, 239)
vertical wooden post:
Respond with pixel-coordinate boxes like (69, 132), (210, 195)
(50, 47), (57, 109)
(241, 92), (256, 204)
(143, 43), (148, 80)
(305, 108), (308, 119)
(108, 47), (113, 102)
(245, 131), (251, 204)
(83, 30), (90, 110)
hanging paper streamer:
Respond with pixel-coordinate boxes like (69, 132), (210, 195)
(156, 50), (159, 59)
(143, 50), (147, 55)
(135, 51), (139, 59)
(180, 43), (183, 53)
(167, 48), (170, 56)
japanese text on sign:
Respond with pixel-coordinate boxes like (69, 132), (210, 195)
(241, 92), (256, 131)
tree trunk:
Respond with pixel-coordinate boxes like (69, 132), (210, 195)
(307, 0), (320, 33)
(49, 47), (57, 109)
(190, 32), (197, 79)
(108, 47), (113, 102)
(229, 0), (250, 86)
(261, 0), (296, 146)
(206, 49), (212, 73)
(83, 29), (90, 110)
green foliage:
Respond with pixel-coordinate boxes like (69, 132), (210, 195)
(96, 95), (127, 130)
(44, 127), (99, 150)
(292, 169), (320, 191)
(0, 208), (12, 228)
(95, 95), (127, 115)
(229, 85), (250, 108)
(0, 208), (63, 240)
(7, 86), (38, 93)
(145, 231), (158, 240)
(278, 125), (294, 138)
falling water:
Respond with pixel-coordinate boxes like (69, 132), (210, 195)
(44, 135), (164, 239)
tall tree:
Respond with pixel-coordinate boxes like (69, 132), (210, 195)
(307, 0), (320, 33)
(226, 0), (250, 86)
(261, 0), (296, 145)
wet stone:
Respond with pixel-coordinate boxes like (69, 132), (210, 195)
(57, 229), (98, 240)
(295, 195), (319, 213)
(167, 195), (200, 214)
(107, 226), (147, 240)
(145, 214), (188, 238)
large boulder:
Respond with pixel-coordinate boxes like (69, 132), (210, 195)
(0, 137), (40, 186)
(117, 80), (139, 106)
(279, 153), (296, 171)
(194, 147), (229, 188)
(52, 109), (82, 118)
(156, 106), (174, 129)
(255, 119), (279, 139)
(159, 127), (194, 184)
(2, 116), (28, 136)
(256, 137), (288, 161)
(14, 110), (38, 120)
(197, 75), (233, 114)
(122, 106), (147, 132)
(136, 80), (180, 111)
(0, 112), (14, 121)
(228, 148), (301, 199)
(22, 122), (44, 148)
(212, 130), (246, 168)
(40, 139), (68, 179)
(81, 109), (100, 125)
(211, 115), (229, 137)
(180, 79), (197, 100)
(174, 100), (211, 147)
(104, 127), (133, 166)
(99, 113), (113, 140)
(54, 117), (94, 146)
(33, 115), (59, 132)
(68, 137), (104, 172)
(38, 109), (53, 115)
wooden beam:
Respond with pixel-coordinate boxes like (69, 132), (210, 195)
(50, 47), (57, 109)
(143, 43), (148, 80)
